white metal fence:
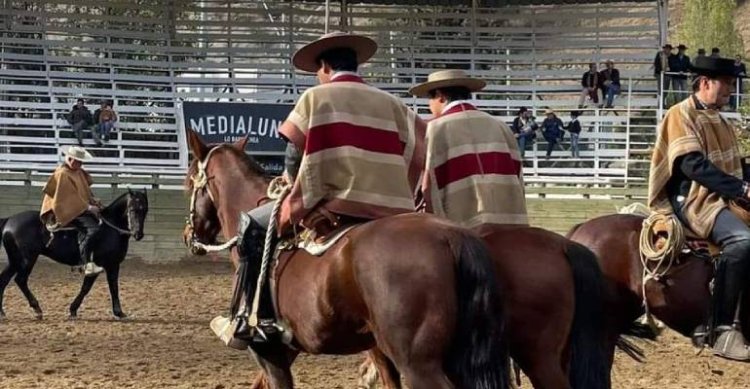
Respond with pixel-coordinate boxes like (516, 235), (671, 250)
(0, 0), (661, 186)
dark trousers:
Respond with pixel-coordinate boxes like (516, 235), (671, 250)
(710, 209), (750, 327)
(71, 212), (100, 265)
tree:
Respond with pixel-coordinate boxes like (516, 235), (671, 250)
(677, 0), (745, 57)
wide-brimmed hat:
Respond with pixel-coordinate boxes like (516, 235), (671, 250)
(677, 44), (687, 50)
(409, 69), (487, 97)
(292, 32), (378, 73)
(544, 108), (556, 115)
(690, 56), (739, 78)
(663, 44), (673, 49)
(62, 145), (93, 162)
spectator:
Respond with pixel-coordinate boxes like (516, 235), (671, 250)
(510, 107), (538, 158)
(541, 109), (564, 159)
(731, 55), (747, 109)
(711, 47), (721, 57)
(578, 62), (600, 108)
(669, 44), (691, 100)
(565, 110), (582, 158)
(67, 99), (101, 146)
(96, 100), (117, 142)
(696, 48), (707, 59)
(599, 60), (621, 108)
(654, 44), (673, 100)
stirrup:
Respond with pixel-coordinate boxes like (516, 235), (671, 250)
(713, 326), (750, 361)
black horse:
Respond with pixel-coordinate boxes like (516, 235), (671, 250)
(0, 189), (148, 320)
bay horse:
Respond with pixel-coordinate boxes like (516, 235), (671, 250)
(566, 213), (722, 361)
(184, 130), (510, 389)
(0, 189), (148, 320)
(184, 130), (613, 389)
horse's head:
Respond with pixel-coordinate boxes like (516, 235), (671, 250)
(183, 127), (268, 256)
(126, 188), (148, 241)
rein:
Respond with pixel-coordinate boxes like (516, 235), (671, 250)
(187, 145), (239, 253)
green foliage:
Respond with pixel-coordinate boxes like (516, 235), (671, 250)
(677, 0), (745, 57)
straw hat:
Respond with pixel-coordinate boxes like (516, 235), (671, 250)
(544, 109), (556, 115)
(62, 145), (93, 162)
(409, 69), (487, 97)
(292, 32), (378, 73)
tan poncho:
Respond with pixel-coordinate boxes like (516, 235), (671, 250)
(421, 103), (528, 228)
(278, 74), (426, 229)
(40, 165), (94, 226)
(648, 96), (742, 238)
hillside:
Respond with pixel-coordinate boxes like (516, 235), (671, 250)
(667, 0), (750, 57)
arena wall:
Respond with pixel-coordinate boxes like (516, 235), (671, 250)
(0, 185), (633, 263)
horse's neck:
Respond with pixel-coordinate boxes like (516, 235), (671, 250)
(103, 197), (128, 225)
(214, 176), (269, 240)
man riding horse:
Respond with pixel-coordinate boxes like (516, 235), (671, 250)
(210, 32), (426, 348)
(40, 146), (104, 276)
(409, 69), (528, 229)
(648, 56), (750, 360)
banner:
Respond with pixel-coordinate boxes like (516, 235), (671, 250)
(181, 102), (292, 155)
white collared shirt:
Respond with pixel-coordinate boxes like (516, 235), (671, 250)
(331, 71), (360, 80)
(441, 100), (472, 114)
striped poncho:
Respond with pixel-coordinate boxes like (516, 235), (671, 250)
(648, 96), (743, 238)
(421, 102), (528, 228)
(278, 73), (426, 229)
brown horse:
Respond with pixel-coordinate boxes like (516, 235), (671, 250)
(567, 213), (720, 358)
(183, 131), (614, 389)
(183, 130), (510, 389)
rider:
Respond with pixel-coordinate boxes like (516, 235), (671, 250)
(410, 69), (528, 229)
(648, 56), (750, 361)
(40, 146), (105, 276)
(210, 32), (426, 348)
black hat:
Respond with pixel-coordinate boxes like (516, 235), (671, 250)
(662, 44), (673, 49)
(690, 56), (738, 78)
(677, 44), (687, 50)
(570, 110), (582, 117)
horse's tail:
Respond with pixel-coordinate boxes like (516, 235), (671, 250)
(446, 232), (509, 389)
(0, 217), (7, 233)
(565, 241), (611, 389)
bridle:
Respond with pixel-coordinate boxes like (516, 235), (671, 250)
(186, 145), (238, 253)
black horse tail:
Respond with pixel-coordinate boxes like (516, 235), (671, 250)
(446, 232), (509, 389)
(565, 242), (611, 389)
(0, 217), (7, 233)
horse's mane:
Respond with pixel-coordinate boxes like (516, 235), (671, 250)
(104, 192), (130, 211)
(184, 145), (271, 192)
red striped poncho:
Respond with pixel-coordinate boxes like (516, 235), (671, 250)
(421, 103), (528, 228)
(278, 74), (426, 230)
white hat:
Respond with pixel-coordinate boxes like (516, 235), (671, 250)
(292, 32), (378, 73)
(62, 146), (94, 162)
(409, 69), (487, 97)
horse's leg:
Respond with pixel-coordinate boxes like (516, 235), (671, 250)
(359, 348), (401, 389)
(0, 263), (17, 320)
(69, 274), (99, 319)
(248, 346), (298, 389)
(104, 263), (126, 319)
(13, 258), (42, 320)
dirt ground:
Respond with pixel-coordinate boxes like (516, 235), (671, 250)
(1, 258), (749, 389)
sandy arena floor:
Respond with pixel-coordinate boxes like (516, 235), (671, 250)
(0, 258), (749, 389)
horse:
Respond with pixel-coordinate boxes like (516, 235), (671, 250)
(566, 213), (720, 361)
(183, 130), (614, 389)
(0, 189), (148, 320)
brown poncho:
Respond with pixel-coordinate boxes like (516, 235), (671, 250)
(647, 96), (742, 238)
(40, 165), (95, 226)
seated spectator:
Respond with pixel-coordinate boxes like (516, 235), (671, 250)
(510, 107), (538, 159)
(599, 60), (621, 108)
(696, 48), (707, 59)
(541, 109), (564, 159)
(565, 110), (582, 158)
(711, 47), (721, 58)
(67, 98), (101, 146)
(578, 62), (600, 108)
(96, 101), (118, 142)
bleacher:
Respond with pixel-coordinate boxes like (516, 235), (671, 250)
(0, 0), (662, 190)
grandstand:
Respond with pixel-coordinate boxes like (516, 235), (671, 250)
(1, 0), (665, 190)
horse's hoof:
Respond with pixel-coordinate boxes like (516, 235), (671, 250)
(0, 314), (6, 322)
(35, 313), (43, 321)
(68, 314), (78, 321)
(113, 313), (128, 321)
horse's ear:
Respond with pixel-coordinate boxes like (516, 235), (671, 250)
(186, 126), (209, 161)
(234, 132), (250, 152)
